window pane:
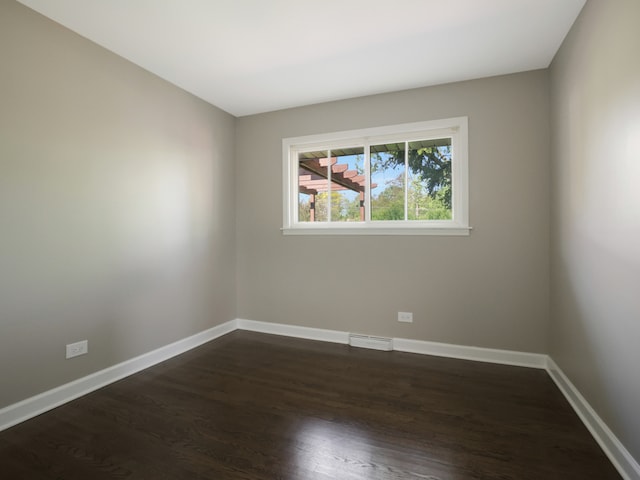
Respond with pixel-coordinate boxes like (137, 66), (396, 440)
(371, 143), (406, 221)
(329, 147), (365, 222)
(407, 138), (452, 220)
(298, 151), (328, 222)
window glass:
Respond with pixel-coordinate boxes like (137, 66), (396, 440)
(329, 147), (365, 222)
(371, 143), (406, 221)
(298, 151), (328, 222)
(407, 138), (452, 220)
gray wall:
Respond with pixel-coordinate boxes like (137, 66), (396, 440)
(0, 0), (236, 408)
(549, 0), (640, 461)
(236, 71), (551, 353)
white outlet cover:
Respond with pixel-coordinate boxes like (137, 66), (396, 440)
(66, 340), (88, 359)
(398, 312), (413, 323)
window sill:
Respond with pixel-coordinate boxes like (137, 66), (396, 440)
(281, 225), (472, 236)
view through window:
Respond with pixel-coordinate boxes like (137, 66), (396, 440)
(284, 118), (469, 235)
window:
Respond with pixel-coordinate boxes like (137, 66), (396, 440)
(283, 117), (469, 235)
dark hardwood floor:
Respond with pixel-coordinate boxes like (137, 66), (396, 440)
(0, 331), (621, 479)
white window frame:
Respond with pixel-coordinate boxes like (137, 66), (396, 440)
(282, 117), (470, 236)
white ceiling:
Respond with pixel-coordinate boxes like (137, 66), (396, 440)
(17, 0), (586, 117)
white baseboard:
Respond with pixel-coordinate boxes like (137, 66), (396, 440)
(0, 319), (237, 433)
(237, 319), (546, 369)
(393, 337), (548, 368)
(546, 358), (640, 480)
(349, 334), (393, 351)
(237, 318), (349, 344)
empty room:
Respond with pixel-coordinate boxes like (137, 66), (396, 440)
(1, 0), (638, 478)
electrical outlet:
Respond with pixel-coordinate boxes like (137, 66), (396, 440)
(66, 340), (88, 359)
(397, 312), (413, 323)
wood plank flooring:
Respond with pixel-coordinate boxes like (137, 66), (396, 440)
(0, 331), (622, 479)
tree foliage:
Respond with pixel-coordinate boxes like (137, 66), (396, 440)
(299, 191), (360, 222)
(371, 175), (451, 221)
(373, 144), (452, 209)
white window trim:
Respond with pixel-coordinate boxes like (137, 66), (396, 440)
(282, 117), (470, 236)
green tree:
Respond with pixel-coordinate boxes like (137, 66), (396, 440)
(300, 191), (361, 222)
(408, 176), (452, 220)
(371, 172), (451, 221)
(374, 144), (452, 209)
(298, 196), (311, 221)
(371, 180), (405, 220)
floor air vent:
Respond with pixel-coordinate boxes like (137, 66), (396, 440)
(348, 334), (393, 351)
